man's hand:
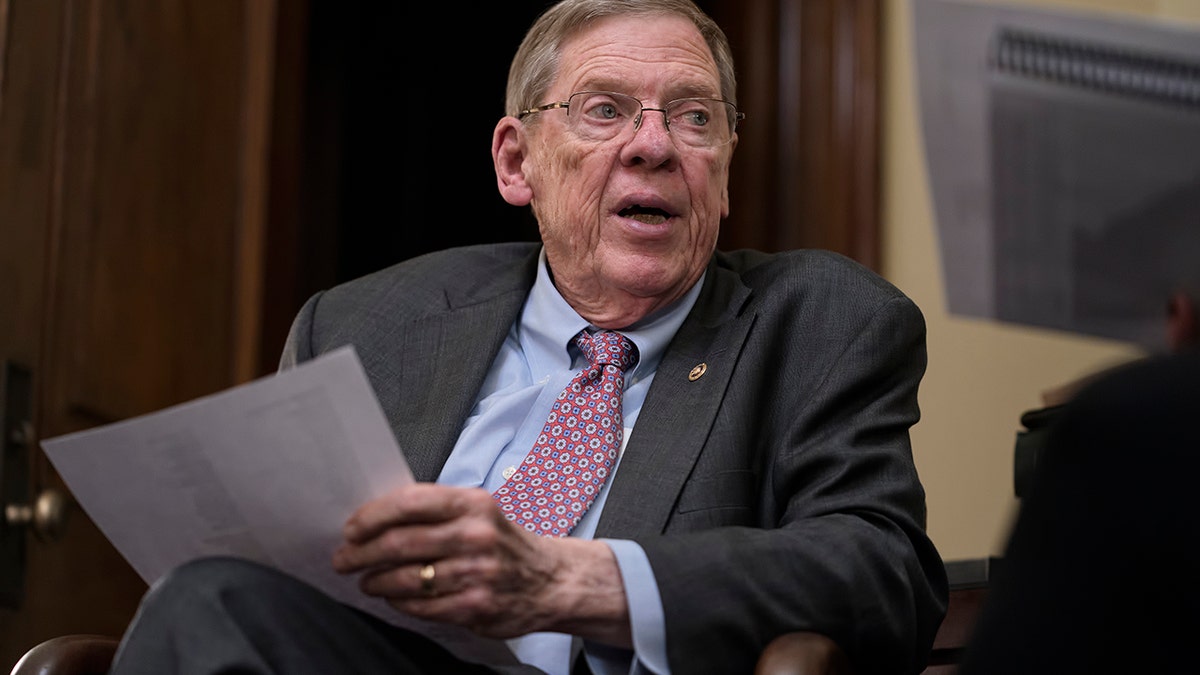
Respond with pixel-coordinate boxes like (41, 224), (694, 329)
(332, 482), (633, 646)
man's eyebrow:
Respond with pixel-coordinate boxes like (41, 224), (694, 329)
(669, 82), (721, 99)
(572, 79), (626, 94)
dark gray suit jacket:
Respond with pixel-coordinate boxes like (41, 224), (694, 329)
(280, 242), (947, 675)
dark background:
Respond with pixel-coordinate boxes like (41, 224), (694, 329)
(307, 2), (554, 283)
(306, 1), (738, 284)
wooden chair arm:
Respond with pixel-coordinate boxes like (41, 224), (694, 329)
(755, 631), (855, 675)
(10, 634), (119, 675)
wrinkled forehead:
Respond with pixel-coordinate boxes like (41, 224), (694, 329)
(552, 14), (723, 100)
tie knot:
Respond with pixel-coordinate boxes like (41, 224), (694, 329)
(576, 330), (638, 370)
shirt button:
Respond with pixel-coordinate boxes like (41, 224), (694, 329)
(502, 466), (516, 480)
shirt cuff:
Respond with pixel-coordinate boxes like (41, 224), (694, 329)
(584, 539), (670, 675)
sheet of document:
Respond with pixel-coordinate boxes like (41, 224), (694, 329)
(42, 346), (516, 666)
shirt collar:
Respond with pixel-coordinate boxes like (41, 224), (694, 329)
(518, 246), (704, 379)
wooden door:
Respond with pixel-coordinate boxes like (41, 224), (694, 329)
(0, 0), (305, 665)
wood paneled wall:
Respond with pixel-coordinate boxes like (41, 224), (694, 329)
(705, 0), (881, 269)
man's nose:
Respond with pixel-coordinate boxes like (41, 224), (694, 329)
(623, 107), (679, 166)
(634, 107), (671, 136)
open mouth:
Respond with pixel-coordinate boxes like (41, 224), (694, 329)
(618, 205), (671, 225)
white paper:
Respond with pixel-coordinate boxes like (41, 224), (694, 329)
(41, 346), (517, 666)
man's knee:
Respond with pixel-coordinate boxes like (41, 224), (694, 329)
(155, 556), (275, 595)
(114, 557), (321, 673)
(139, 556), (285, 619)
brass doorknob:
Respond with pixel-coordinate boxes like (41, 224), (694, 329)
(5, 488), (70, 542)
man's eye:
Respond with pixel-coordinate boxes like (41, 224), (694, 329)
(578, 95), (629, 122)
(596, 103), (619, 119)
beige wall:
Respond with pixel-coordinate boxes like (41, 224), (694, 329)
(881, 0), (1200, 561)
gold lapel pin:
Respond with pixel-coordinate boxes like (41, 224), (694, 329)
(688, 363), (707, 381)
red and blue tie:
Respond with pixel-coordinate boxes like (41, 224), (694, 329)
(493, 330), (638, 537)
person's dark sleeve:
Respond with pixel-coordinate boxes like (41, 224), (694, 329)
(959, 352), (1200, 675)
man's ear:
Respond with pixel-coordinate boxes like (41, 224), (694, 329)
(493, 117), (533, 207)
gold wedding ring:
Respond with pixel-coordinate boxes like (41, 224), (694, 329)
(418, 563), (437, 597)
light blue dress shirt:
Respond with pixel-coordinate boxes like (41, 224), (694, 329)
(437, 247), (702, 675)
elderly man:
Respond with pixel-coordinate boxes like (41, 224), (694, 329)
(107, 1), (946, 674)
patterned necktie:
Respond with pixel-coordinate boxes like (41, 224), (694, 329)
(493, 330), (638, 537)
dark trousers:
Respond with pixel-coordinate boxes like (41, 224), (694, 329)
(108, 556), (543, 675)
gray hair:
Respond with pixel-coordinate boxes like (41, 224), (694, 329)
(504, 0), (738, 118)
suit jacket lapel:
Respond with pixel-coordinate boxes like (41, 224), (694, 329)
(380, 249), (540, 483)
(596, 261), (755, 538)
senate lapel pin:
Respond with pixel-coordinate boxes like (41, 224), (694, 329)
(688, 363), (707, 381)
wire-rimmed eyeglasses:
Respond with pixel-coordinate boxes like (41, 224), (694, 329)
(518, 91), (744, 148)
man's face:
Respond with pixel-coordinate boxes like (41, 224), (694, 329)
(521, 14), (736, 327)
